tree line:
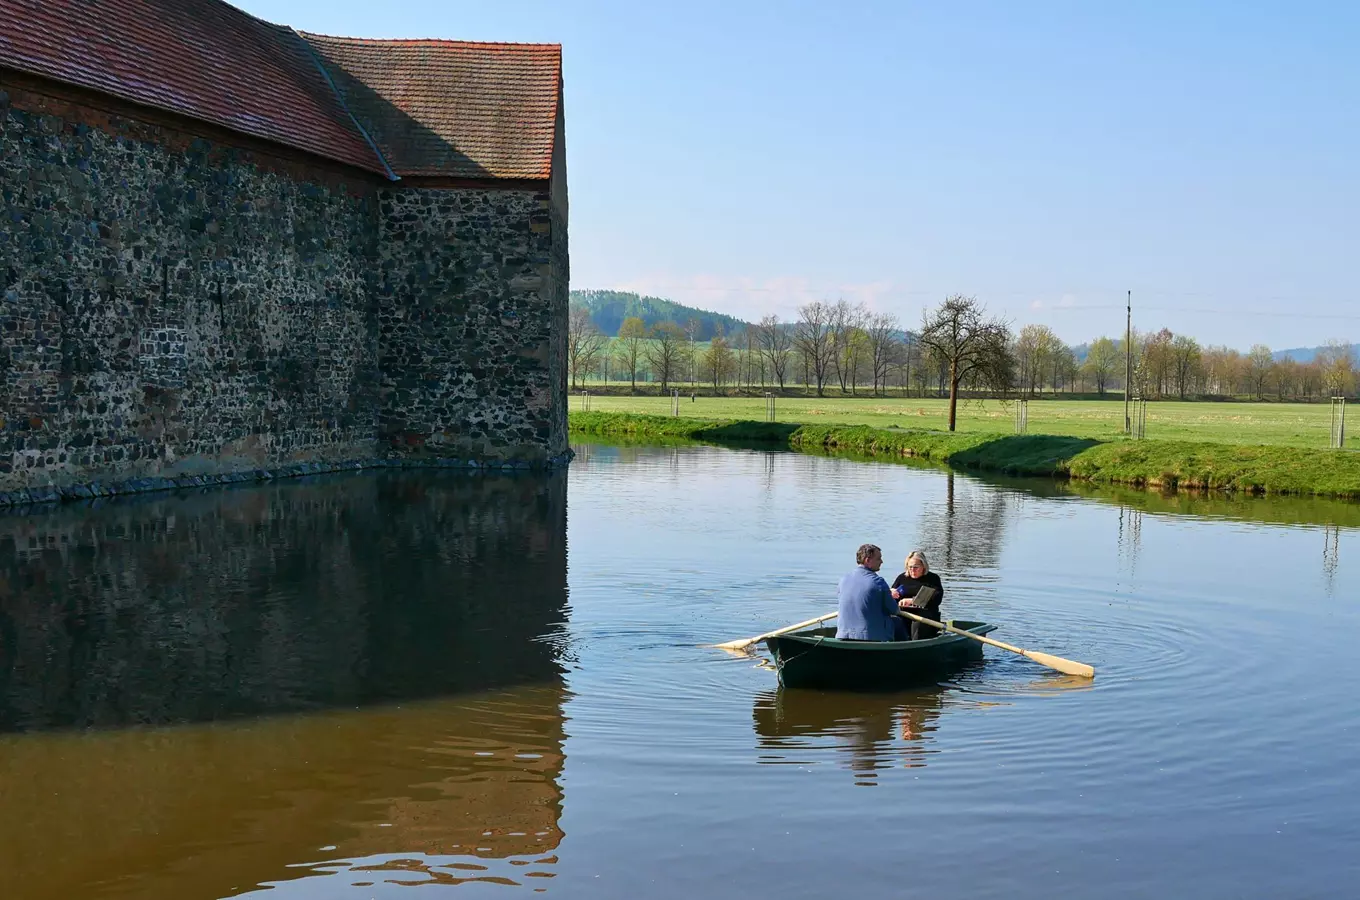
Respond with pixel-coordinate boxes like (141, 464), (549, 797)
(567, 296), (1360, 422)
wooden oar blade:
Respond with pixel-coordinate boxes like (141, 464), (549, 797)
(710, 610), (839, 653)
(1022, 649), (1095, 679)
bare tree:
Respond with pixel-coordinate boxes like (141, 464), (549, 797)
(567, 306), (608, 389)
(917, 295), (1014, 431)
(645, 321), (687, 394)
(1318, 339), (1357, 396)
(866, 311), (901, 396)
(616, 316), (648, 392)
(828, 299), (868, 394)
(1171, 335), (1202, 399)
(1246, 344), (1273, 400)
(703, 335), (738, 393)
(793, 301), (835, 396)
(757, 315), (793, 390)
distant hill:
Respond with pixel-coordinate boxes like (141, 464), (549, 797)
(571, 289), (752, 340)
(1274, 344), (1360, 363)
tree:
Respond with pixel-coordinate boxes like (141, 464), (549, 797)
(616, 316), (648, 392)
(703, 335), (738, 393)
(1246, 344), (1273, 400)
(1141, 328), (1175, 397)
(1083, 337), (1119, 395)
(567, 305), (608, 389)
(1052, 344), (1079, 393)
(684, 317), (702, 386)
(1318, 340), (1357, 396)
(866, 311), (902, 396)
(1014, 324), (1059, 396)
(917, 295), (1014, 431)
(757, 315), (793, 390)
(828, 299), (868, 394)
(645, 321), (687, 394)
(793, 301), (835, 397)
(1171, 335), (1202, 399)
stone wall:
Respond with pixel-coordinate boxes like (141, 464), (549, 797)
(0, 76), (568, 502)
(376, 186), (567, 462)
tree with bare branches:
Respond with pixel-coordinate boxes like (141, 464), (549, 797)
(917, 295), (1014, 431)
(794, 301), (835, 396)
(757, 315), (793, 390)
(567, 306), (608, 389)
(866, 311), (901, 396)
(616, 316), (648, 392)
(645, 321), (687, 394)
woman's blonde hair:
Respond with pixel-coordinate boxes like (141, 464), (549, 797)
(904, 550), (930, 574)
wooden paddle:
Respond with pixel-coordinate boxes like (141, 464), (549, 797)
(713, 610), (838, 651)
(898, 610), (1095, 678)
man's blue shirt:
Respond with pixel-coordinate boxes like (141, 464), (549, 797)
(836, 565), (897, 641)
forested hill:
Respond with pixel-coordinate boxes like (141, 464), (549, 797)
(571, 289), (751, 339)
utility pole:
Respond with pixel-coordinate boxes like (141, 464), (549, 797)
(1124, 290), (1132, 434)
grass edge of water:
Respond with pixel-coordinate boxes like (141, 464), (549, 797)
(569, 411), (1360, 499)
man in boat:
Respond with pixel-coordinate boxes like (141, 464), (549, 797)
(835, 543), (900, 642)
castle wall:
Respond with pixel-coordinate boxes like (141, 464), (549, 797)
(376, 185), (567, 462)
(0, 75), (568, 503)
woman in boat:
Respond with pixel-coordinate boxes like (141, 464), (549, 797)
(891, 550), (944, 641)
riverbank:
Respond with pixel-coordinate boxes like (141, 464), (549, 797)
(569, 412), (1360, 498)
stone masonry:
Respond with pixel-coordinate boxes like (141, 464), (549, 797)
(0, 12), (569, 506)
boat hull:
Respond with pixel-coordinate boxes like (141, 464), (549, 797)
(764, 621), (996, 690)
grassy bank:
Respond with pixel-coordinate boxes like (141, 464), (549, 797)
(569, 412), (1360, 499)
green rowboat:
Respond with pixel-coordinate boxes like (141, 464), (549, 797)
(764, 620), (997, 690)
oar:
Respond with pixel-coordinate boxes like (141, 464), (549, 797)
(898, 610), (1095, 679)
(713, 610), (838, 651)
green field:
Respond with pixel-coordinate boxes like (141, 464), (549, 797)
(570, 394), (1346, 449)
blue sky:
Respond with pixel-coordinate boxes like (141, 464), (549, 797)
(237, 0), (1359, 350)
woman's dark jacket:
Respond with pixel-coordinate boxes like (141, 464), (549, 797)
(890, 571), (944, 640)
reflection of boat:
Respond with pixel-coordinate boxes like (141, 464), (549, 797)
(752, 685), (951, 780)
(764, 621), (996, 690)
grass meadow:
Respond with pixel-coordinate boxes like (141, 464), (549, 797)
(570, 393), (1347, 449)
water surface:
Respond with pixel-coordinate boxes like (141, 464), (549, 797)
(1, 444), (1358, 899)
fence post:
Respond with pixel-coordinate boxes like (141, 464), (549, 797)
(764, 392), (776, 423)
(1131, 397), (1147, 439)
(1332, 397), (1347, 449)
(671, 389), (680, 417)
(1015, 398), (1028, 434)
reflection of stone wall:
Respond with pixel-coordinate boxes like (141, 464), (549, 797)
(0, 685), (568, 899)
(0, 470), (568, 732)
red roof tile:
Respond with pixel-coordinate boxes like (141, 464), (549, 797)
(0, 0), (384, 173)
(0, 0), (563, 181)
(299, 34), (561, 180)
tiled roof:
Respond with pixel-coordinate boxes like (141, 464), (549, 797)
(0, 0), (563, 181)
(0, 0), (385, 173)
(300, 35), (561, 180)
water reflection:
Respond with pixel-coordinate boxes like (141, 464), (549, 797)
(912, 471), (1012, 580)
(0, 471), (568, 731)
(0, 471), (570, 899)
(752, 685), (959, 784)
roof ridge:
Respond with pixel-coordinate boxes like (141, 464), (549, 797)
(299, 32), (561, 51)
